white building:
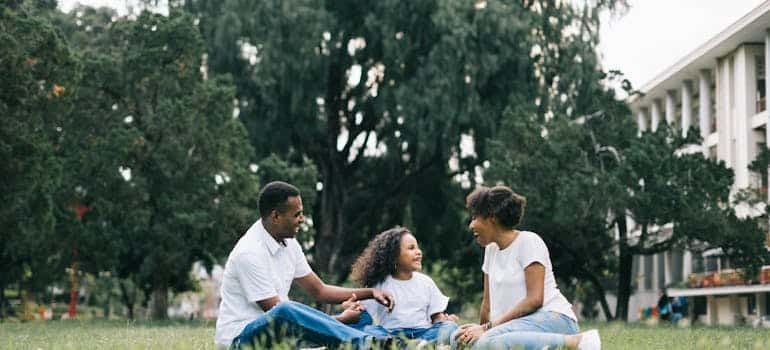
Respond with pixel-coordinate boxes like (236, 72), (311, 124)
(627, 1), (770, 326)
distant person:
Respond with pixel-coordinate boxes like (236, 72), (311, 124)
(657, 290), (672, 322)
(348, 227), (459, 346)
(214, 181), (395, 350)
(452, 185), (601, 350)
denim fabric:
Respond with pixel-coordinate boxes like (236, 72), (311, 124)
(451, 310), (579, 350)
(231, 301), (383, 349)
(350, 310), (459, 345)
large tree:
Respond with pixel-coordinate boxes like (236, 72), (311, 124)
(611, 125), (769, 320)
(0, 1), (79, 318)
(51, 10), (260, 319)
(181, 0), (629, 284)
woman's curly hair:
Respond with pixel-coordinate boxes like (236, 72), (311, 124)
(350, 227), (410, 287)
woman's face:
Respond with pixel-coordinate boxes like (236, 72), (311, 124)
(397, 233), (423, 272)
(469, 214), (496, 246)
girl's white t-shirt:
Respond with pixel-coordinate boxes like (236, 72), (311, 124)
(482, 231), (577, 322)
(360, 272), (449, 329)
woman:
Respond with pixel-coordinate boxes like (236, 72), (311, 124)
(453, 185), (601, 350)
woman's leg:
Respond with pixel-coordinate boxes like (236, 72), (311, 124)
(474, 310), (578, 350)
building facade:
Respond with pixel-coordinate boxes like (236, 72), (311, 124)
(627, 1), (770, 325)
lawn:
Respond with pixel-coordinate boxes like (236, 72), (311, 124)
(1, 319), (769, 349)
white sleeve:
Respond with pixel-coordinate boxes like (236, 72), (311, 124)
(234, 252), (279, 303)
(518, 233), (549, 269)
(425, 276), (449, 316)
(481, 245), (494, 274)
(289, 239), (312, 278)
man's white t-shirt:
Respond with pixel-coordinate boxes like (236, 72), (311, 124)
(214, 219), (312, 347)
(360, 272), (448, 330)
(482, 231), (577, 322)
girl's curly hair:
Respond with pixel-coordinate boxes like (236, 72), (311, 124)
(350, 227), (410, 287)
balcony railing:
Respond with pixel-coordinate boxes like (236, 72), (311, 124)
(687, 266), (770, 288)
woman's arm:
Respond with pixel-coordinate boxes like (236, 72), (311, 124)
(486, 263), (545, 328)
(479, 273), (490, 324)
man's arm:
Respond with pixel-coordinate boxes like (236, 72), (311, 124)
(294, 272), (394, 310)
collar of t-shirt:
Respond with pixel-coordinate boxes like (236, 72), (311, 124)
(254, 219), (284, 256)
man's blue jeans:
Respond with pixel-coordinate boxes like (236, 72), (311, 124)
(450, 310), (579, 350)
(231, 301), (383, 349)
(351, 310), (459, 345)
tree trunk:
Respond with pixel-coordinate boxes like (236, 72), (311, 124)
(615, 215), (633, 321)
(0, 281), (5, 320)
(585, 272), (614, 321)
(151, 285), (169, 320)
(119, 280), (135, 320)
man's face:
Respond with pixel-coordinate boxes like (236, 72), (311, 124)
(272, 196), (305, 240)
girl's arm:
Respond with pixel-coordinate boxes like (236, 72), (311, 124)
(486, 263), (544, 328)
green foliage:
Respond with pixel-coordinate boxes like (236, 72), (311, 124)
(0, 1), (79, 297)
(183, 0), (631, 287)
(48, 11), (260, 318)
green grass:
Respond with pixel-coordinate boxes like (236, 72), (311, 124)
(1, 319), (769, 349)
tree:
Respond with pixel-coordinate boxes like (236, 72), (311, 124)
(181, 0), (629, 285)
(51, 10), (260, 319)
(611, 125), (769, 320)
(0, 1), (79, 318)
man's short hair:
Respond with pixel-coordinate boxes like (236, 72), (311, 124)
(258, 181), (301, 218)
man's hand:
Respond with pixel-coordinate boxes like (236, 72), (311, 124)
(371, 288), (395, 312)
(454, 323), (486, 345)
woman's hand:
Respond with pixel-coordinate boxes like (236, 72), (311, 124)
(454, 323), (486, 345)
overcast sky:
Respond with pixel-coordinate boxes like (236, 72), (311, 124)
(61, 0), (765, 91)
(599, 0), (765, 90)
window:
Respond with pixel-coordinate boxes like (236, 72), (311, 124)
(757, 55), (766, 113)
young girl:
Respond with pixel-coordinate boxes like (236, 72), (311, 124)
(348, 227), (459, 346)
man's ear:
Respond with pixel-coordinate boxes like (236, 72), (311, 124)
(270, 208), (281, 221)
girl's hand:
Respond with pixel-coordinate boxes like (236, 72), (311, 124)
(454, 323), (485, 345)
(433, 312), (460, 322)
(341, 293), (363, 311)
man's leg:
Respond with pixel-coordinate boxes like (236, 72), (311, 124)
(232, 301), (380, 349)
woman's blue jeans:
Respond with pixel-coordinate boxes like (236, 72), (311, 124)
(231, 301), (384, 349)
(451, 310), (579, 350)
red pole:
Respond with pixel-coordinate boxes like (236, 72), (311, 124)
(68, 251), (78, 318)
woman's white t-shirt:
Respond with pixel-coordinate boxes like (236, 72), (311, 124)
(360, 272), (449, 329)
(482, 231), (577, 322)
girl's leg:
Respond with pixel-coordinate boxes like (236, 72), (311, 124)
(419, 321), (459, 344)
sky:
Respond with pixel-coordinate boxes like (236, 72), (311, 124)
(60, 0), (765, 91)
(598, 0), (765, 90)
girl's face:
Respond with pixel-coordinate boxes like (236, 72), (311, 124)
(469, 214), (496, 246)
(397, 233), (423, 272)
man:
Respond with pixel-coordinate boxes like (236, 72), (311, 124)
(215, 181), (395, 349)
